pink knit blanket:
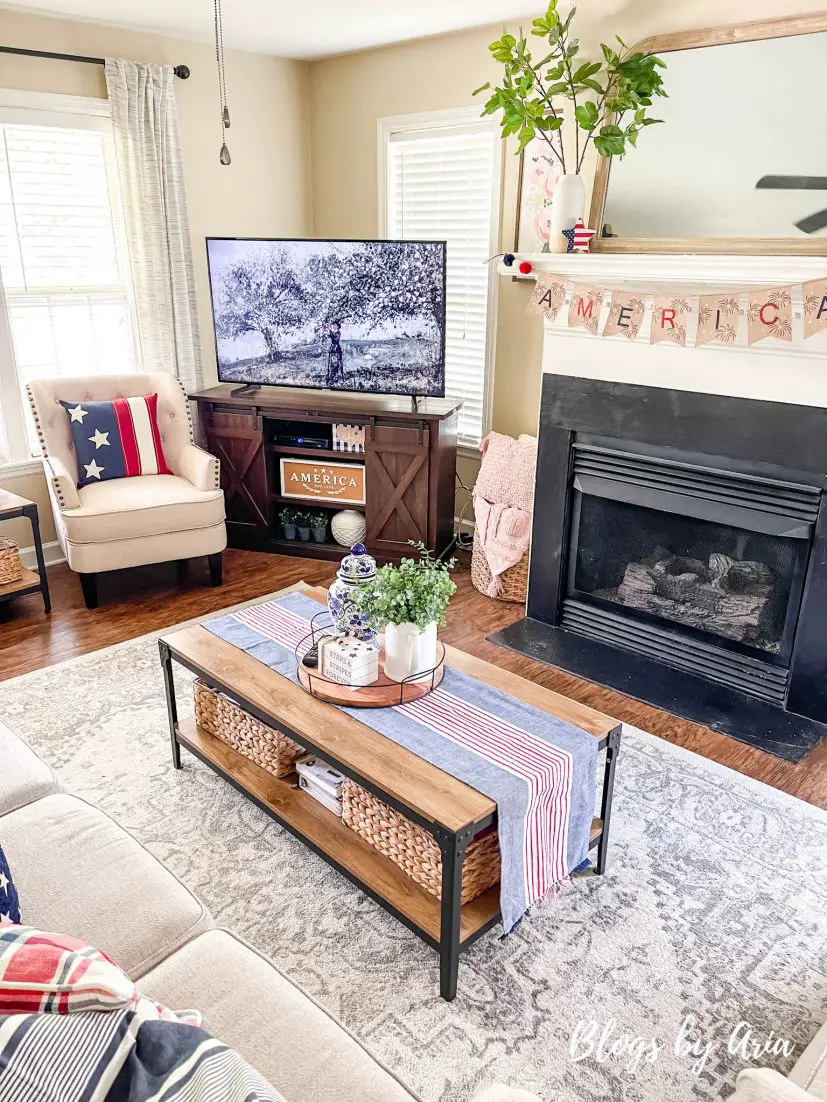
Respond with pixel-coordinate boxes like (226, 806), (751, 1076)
(474, 432), (537, 597)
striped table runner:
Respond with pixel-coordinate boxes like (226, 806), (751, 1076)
(205, 593), (599, 934)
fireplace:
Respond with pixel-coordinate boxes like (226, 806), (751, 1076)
(492, 376), (827, 762)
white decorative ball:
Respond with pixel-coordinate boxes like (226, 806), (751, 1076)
(331, 509), (366, 547)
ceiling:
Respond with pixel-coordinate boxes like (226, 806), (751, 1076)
(0, 0), (545, 59)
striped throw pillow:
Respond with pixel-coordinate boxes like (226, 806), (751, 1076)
(60, 394), (172, 488)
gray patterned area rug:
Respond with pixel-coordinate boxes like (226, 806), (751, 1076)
(1, 606), (826, 1102)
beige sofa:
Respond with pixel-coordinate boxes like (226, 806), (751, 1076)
(728, 1038), (827, 1101)
(1, 720), (540, 1102)
(26, 373), (227, 608)
(0, 720), (418, 1101)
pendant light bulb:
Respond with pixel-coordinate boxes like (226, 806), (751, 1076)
(219, 143), (231, 166)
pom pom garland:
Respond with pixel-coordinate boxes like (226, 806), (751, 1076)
(518, 260), (533, 275)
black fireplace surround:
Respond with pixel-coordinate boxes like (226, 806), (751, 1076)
(491, 376), (827, 762)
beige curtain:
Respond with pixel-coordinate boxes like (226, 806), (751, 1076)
(105, 59), (203, 392)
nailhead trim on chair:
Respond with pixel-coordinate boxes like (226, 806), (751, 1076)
(173, 378), (219, 487)
(26, 385), (67, 510)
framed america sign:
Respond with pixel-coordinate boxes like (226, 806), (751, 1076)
(279, 458), (366, 506)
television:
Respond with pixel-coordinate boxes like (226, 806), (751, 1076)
(206, 238), (447, 398)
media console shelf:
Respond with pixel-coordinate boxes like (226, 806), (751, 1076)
(190, 386), (462, 563)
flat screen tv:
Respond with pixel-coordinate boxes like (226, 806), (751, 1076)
(206, 238), (447, 398)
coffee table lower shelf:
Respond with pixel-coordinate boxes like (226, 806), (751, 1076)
(176, 718), (604, 954)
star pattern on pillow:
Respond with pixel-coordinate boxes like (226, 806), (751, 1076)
(84, 459), (105, 480)
(88, 429), (110, 449)
(67, 404), (89, 423)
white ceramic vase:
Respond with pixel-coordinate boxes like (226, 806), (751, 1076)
(548, 173), (585, 253)
(383, 621), (438, 683)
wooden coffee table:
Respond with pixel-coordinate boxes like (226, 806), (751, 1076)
(158, 582), (621, 1001)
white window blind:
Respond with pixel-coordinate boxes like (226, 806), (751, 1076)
(0, 113), (137, 456)
(385, 119), (499, 446)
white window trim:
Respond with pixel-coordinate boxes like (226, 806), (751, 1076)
(0, 88), (137, 473)
(377, 106), (502, 451)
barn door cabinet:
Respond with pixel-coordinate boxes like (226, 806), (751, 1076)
(191, 386), (461, 563)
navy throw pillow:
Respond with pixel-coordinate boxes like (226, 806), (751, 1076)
(60, 395), (172, 488)
(0, 845), (20, 924)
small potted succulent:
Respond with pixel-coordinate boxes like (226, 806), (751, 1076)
(353, 542), (456, 682)
(310, 510), (328, 544)
(280, 506), (298, 540)
(296, 510), (312, 542)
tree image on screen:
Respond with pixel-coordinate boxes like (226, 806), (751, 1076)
(208, 240), (445, 396)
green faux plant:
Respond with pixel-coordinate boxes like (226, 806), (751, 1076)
(279, 506), (298, 525)
(310, 511), (328, 531)
(473, 0), (667, 173)
(353, 542), (457, 630)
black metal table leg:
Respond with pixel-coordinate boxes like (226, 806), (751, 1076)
(24, 503), (50, 613)
(436, 825), (471, 1001)
(596, 726), (621, 875)
(159, 640), (182, 769)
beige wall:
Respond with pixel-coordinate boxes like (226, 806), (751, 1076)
(308, 0), (827, 511)
(0, 9), (313, 544)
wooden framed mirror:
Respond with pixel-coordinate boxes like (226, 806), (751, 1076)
(588, 14), (827, 255)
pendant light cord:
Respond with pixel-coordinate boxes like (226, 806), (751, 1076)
(214, 0), (231, 162)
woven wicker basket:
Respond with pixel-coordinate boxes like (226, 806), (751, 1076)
(0, 538), (23, 585)
(471, 537), (528, 605)
(193, 679), (303, 778)
(341, 779), (500, 904)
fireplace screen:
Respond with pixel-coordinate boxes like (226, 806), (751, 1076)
(571, 496), (805, 655)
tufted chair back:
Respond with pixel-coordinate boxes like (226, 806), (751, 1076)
(27, 372), (196, 488)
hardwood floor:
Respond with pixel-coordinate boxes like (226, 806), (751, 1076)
(1, 548), (825, 810)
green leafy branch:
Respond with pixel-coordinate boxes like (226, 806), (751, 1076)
(473, 0), (667, 174)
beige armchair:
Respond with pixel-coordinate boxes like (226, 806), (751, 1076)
(27, 373), (226, 608)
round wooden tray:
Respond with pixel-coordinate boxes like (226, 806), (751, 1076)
(296, 626), (445, 708)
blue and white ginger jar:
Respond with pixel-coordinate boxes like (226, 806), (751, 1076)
(327, 543), (378, 646)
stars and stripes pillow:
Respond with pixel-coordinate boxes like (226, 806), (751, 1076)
(0, 846), (20, 925)
(60, 394), (172, 488)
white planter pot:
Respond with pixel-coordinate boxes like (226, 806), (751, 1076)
(548, 173), (586, 252)
(383, 621), (438, 683)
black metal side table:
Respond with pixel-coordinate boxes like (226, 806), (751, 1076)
(0, 489), (51, 613)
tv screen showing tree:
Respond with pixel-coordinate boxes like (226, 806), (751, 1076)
(206, 239), (447, 397)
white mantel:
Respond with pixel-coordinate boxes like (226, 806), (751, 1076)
(511, 253), (827, 410)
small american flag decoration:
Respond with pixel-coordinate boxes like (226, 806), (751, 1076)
(562, 219), (596, 254)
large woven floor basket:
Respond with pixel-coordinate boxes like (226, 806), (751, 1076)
(471, 536), (528, 605)
(0, 538), (22, 585)
(342, 778), (500, 904)
(193, 679), (303, 778)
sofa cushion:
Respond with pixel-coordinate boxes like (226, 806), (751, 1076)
(0, 721), (61, 816)
(790, 1020), (827, 1100)
(139, 930), (421, 1102)
(60, 474), (224, 544)
(60, 394), (172, 487)
(0, 794), (212, 978)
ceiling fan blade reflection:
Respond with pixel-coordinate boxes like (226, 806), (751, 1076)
(795, 210), (827, 234)
(756, 175), (827, 190)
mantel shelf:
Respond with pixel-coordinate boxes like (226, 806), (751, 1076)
(500, 252), (827, 290)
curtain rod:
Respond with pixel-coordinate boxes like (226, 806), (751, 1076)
(0, 45), (190, 78)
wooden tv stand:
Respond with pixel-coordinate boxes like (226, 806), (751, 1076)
(190, 386), (462, 563)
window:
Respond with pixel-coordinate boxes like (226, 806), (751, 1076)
(0, 92), (137, 466)
(380, 108), (501, 447)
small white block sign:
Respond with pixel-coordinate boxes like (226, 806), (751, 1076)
(320, 635), (379, 686)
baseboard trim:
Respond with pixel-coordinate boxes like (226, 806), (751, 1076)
(18, 541), (65, 570)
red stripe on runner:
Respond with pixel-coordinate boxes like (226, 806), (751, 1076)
(112, 397), (140, 476)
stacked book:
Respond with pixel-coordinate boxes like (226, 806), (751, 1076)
(295, 755), (344, 816)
